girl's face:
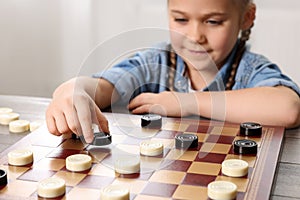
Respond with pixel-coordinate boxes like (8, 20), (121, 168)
(168, 0), (248, 70)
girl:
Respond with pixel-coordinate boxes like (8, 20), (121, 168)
(46, 0), (300, 143)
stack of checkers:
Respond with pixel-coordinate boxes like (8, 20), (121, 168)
(233, 122), (261, 155)
(0, 107), (44, 133)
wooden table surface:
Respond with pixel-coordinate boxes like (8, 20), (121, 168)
(0, 95), (299, 200)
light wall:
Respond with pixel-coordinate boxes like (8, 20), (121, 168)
(250, 0), (300, 86)
(0, 0), (299, 97)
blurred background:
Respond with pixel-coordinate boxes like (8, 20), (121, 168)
(0, 0), (299, 97)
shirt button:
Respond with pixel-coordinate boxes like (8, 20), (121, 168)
(175, 80), (187, 89)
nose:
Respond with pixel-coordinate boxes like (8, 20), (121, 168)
(187, 23), (206, 44)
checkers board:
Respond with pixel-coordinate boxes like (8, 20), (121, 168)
(0, 113), (285, 200)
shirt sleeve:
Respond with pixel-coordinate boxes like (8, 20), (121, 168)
(92, 53), (148, 104)
(237, 54), (300, 96)
(252, 64), (300, 96)
(92, 46), (170, 104)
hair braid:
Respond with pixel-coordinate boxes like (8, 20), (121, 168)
(225, 27), (252, 90)
(168, 48), (177, 91)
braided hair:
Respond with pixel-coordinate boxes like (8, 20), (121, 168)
(225, 27), (252, 90)
(168, 47), (177, 91)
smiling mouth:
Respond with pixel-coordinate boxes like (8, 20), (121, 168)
(188, 49), (207, 54)
(186, 48), (212, 56)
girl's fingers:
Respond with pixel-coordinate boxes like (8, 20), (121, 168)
(74, 100), (94, 144)
(131, 104), (151, 114)
(46, 101), (73, 136)
(128, 93), (153, 110)
(46, 115), (61, 136)
(54, 112), (72, 135)
(94, 107), (110, 134)
(64, 106), (82, 136)
(132, 103), (168, 117)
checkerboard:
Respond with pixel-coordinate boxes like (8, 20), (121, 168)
(0, 113), (285, 199)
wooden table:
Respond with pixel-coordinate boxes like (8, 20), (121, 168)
(0, 95), (299, 199)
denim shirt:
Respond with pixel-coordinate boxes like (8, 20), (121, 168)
(93, 42), (300, 104)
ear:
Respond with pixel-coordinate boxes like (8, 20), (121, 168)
(241, 3), (256, 30)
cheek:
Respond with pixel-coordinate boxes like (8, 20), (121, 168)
(169, 29), (185, 49)
(169, 20), (187, 42)
(211, 28), (239, 54)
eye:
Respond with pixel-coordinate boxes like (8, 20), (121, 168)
(174, 18), (188, 23)
(206, 20), (223, 25)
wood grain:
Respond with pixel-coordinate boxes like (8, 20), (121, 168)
(280, 137), (300, 164)
(272, 163), (300, 199)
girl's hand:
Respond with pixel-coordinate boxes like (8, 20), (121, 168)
(46, 77), (109, 143)
(128, 91), (196, 117)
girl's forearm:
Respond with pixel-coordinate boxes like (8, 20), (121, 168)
(192, 86), (300, 128)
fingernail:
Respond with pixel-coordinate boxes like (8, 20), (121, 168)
(85, 136), (94, 144)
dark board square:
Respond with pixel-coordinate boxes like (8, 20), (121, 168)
(160, 160), (192, 172)
(195, 152), (227, 164)
(182, 173), (217, 187)
(186, 125), (212, 133)
(205, 135), (235, 144)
